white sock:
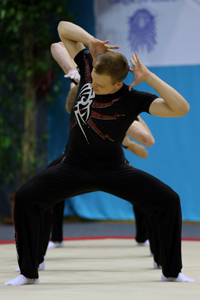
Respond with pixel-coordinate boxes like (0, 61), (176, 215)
(48, 241), (64, 249)
(15, 267), (20, 272)
(153, 260), (161, 269)
(136, 239), (149, 246)
(15, 260), (45, 272)
(38, 260), (45, 271)
(4, 275), (40, 286)
(161, 273), (195, 282)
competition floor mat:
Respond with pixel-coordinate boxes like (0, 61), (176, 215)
(0, 238), (200, 300)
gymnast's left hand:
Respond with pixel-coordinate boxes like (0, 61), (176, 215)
(129, 52), (151, 90)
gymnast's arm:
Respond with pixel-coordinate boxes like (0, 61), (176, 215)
(57, 21), (119, 65)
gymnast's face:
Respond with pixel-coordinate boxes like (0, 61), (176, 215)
(91, 69), (122, 95)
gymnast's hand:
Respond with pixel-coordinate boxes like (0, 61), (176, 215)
(64, 69), (80, 83)
(129, 52), (151, 90)
(89, 38), (119, 66)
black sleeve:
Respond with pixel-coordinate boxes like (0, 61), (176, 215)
(128, 89), (158, 115)
(74, 49), (93, 84)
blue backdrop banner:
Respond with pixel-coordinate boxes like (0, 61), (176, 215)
(94, 0), (200, 67)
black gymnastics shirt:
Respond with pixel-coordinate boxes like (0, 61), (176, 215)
(66, 49), (158, 163)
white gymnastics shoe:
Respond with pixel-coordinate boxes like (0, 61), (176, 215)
(136, 239), (149, 246)
(4, 275), (40, 286)
(161, 273), (195, 282)
(48, 241), (64, 249)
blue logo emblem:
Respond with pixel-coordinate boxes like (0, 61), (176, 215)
(128, 9), (157, 53)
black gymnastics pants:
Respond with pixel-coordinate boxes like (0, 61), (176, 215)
(38, 155), (66, 263)
(46, 155), (65, 244)
(133, 205), (157, 256)
(14, 157), (182, 279)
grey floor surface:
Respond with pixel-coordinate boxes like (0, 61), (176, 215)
(0, 221), (199, 241)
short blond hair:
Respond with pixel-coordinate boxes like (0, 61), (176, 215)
(94, 52), (129, 84)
